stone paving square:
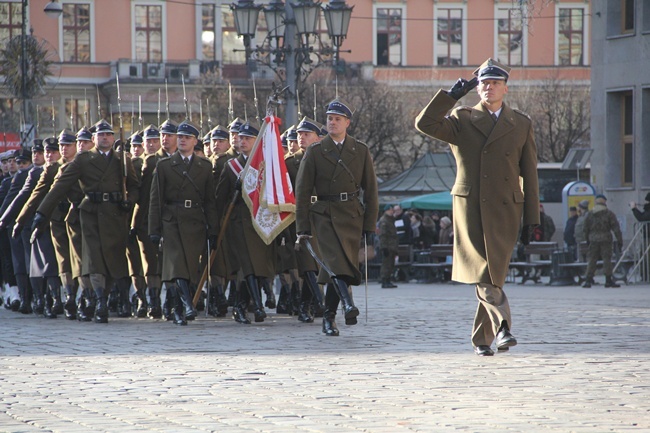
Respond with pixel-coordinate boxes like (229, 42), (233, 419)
(0, 281), (649, 432)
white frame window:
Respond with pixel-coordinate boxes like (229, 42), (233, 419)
(373, 3), (406, 66)
(555, 2), (590, 66)
(433, 3), (467, 67)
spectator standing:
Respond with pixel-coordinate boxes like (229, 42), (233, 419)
(582, 194), (623, 288)
(377, 205), (398, 288)
(564, 206), (578, 259)
(410, 212), (422, 248)
(420, 215), (438, 247)
(630, 193), (650, 223)
(574, 200), (590, 259)
(392, 205), (412, 245)
(438, 216), (454, 245)
(533, 204), (556, 242)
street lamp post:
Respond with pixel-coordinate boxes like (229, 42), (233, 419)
(231, 0), (353, 127)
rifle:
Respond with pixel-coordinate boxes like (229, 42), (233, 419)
(313, 83), (318, 121)
(253, 76), (262, 124)
(130, 98), (135, 137)
(165, 79), (170, 120)
(181, 74), (189, 119)
(84, 88), (89, 126)
(138, 95), (143, 131)
(96, 85), (102, 121)
(157, 88), (161, 126)
(296, 86), (302, 118)
(206, 97), (213, 130)
(70, 94), (74, 130)
(115, 75), (128, 205)
(199, 99), (204, 136)
(228, 82), (234, 121)
(51, 98), (55, 138)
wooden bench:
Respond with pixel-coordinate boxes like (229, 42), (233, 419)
(368, 244), (413, 282)
(410, 244), (453, 283)
(509, 242), (558, 284)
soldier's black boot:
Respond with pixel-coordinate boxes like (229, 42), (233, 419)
(148, 287), (162, 319)
(227, 279), (237, 307)
(208, 281), (228, 317)
(276, 283), (290, 314)
(108, 284), (118, 313)
(94, 287), (109, 323)
(245, 275), (267, 322)
(17, 274), (32, 314)
(49, 278), (63, 315)
(582, 277), (594, 288)
(297, 279), (314, 323)
(331, 277), (359, 325)
(232, 282), (251, 324)
(171, 289), (187, 326)
(84, 288), (96, 320)
(322, 285), (340, 336)
(175, 278), (197, 322)
(261, 279), (276, 309)
(304, 271), (324, 313)
(162, 284), (174, 321)
(63, 284), (77, 320)
(30, 277), (45, 316)
(289, 280), (301, 316)
(117, 278), (132, 318)
(605, 275), (621, 288)
(135, 288), (148, 318)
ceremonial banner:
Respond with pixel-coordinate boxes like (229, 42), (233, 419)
(242, 115), (296, 244)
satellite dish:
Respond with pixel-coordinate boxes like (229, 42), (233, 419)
(561, 148), (593, 171)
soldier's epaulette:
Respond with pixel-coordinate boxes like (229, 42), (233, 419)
(456, 105), (472, 112)
(284, 152), (295, 161)
(513, 108), (531, 120)
(355, 139), (369, 148)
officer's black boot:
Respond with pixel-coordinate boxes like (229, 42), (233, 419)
(175, 278), (197, 322)
(605, 275), (621, 288)
(63, 284), (77, 320)
(303, 271), (324, 313)
(276, 283), (290, 314)
(108, 284), (118, 313)
(322, 284), (340, 336)
(297, 279), (314, 323)
(261, 279), (276, 309)
(331, 277), (359, 325)
(245, 275), (267, 322)
(117, 279), (132, 318)
(232, 281), (251, 324)
(171, 288), (186, 326)
(289, 280), (301, 316)
(227, 279), (237, 307)
(84, 287), (96, 320)
(94, 287), (109, 323)
(162, 284), (174, 321)
(148, 287), (162, 319)
(17, 274), (32, 314)
(209, 281), (228, 317)
(30, 277), (45, 316)
(49, 278), (63, 315)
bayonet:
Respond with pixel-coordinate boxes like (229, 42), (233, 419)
(84, 88), (89, 126)
(228, 82), (234, 121)
(165, 79), (170, 120)
(157, 88), (161, 126)
(296, 87), (302, 118)
(138, 95), (143, 131)
(96, 85), (101, 121)
(253, 76), (261, 124)
(51, 98), (55, 138)
(313, 84), (317, 121)
(206, 97), (213, 130)
(70, 95), (74, 130)
(181, 74), (189, 119)
(199, 99), (203, 135)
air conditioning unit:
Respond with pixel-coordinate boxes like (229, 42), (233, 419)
(117, 61), (142, 78)
(147, 63), (165, 79)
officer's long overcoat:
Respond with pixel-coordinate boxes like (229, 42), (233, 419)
(295, 135), (379, 286)
(415, 91), (540, 288)
(37, 148), (140, 279)
(149, 152), (218, 283)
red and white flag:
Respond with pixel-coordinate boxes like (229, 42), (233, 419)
(242, 115), (295, 244)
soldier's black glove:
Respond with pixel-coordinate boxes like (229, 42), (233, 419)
(520, 224), (533, 246)
(149, 234), (161, 246)
(234, 178), (243, 192)
(208, 234), (218, 251)
(30, 212), (47, 240)
(11, 223), (22, 239)
(128, 227), (137, 244)
(120, 200), (132, 212)
(447, 77), (479, 100)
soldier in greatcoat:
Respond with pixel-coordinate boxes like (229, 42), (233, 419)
(33, 119), (140, 323)
(415, 58), (540, 356)
(295, 100), (379, 337)
(215, 121), (275, 324)
(148, 120), (218, 326)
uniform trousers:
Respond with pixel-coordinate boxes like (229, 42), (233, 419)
(471, 282), (511, 347)
(585, 241), (614, 277)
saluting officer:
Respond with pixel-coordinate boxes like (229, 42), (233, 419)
(295, 100), (379, 336)
(34, 119), (140, 323)
(148, 120), (218, 326)
(414, 58), (540, 356)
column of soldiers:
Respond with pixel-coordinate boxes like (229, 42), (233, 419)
(0, 97), (379, 337)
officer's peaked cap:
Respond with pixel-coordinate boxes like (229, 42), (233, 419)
(159, 119), (178, 134)
(296, 116), (323, 135)
(238, 121), (259, 138)
(176, 120), (200, 138)
(92, 119), (114, 134)
(44, 137), (59, 151)
(143, 124), (160, 139)
(473, 58), (511, 82)
(76, 126), (92, 141)
(210, 125), (229, 140)
(325, 99), (353, 118)
(57, 129), (76, 145)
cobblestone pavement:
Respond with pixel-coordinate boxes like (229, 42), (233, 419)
(1, 281), (649, 432)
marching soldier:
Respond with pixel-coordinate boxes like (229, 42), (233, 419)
(15, 138), (63, 318)
(0, 151), (19, 310)
(33, 119), (140, 323)
(0, 146), (38, 313)
(148, 120), (218, 326)
(295, 99), (379, 336)
(284, 116), (326, 322)
(215, 120), (275, 324)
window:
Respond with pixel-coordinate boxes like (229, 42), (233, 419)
(497, 8), (523, 66)
(65, 97), (90, 132)
(376, 7), (402, 66)
(221, 7), (245, 65)
(622, 92), (634, 186)
(558, 8), (584, 66)
(0, 1), (23, 44)
(623, 0), (635, 33)
(202, 4), (216, 61)
(436, 8), (463, 66)
(62, 4), (90, 62)
(135, 4), (162, 62)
